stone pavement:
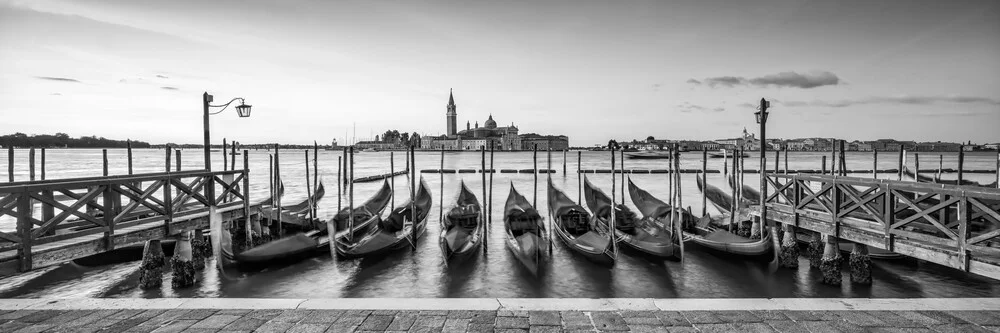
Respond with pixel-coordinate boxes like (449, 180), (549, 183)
(1, 298), (999, 332)
(2, 308), (1000, 332)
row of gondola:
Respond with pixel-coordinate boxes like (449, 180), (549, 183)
(231, 172), (785, 274)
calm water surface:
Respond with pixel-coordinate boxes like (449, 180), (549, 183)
(0, 149), (997, 298)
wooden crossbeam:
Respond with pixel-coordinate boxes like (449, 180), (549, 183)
(121, 182), (166, 209)
(171, 177), (207, 213)
(0, 230), (21, 243)
(30, 187), (106, 237)
(891, 191), (959, 239)
(0, 200), (17, 219)
(55, 189), (105, 212)
(171, 178), (211, 206)
(797, 181), (833, 213)
(0, 194), (17, 215)
(839, 185), (884, 223)
(213, 175), (245, 203)
(894, 192), (938, 215)
(967, 228), (1000, 246)
(765, 176), (793, 203)
(113, 180), (167, 223)
(969, 199), (1000, 227)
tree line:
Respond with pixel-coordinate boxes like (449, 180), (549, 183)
(0, 133), (151, 148)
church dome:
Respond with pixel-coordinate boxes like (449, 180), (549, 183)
(484, 114), (497, 129)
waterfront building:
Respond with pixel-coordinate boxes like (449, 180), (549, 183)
(425, 90), (567, 150)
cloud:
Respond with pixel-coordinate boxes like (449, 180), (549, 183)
(677, 102), (709, 113)
(156, 74), (169, 79)
(36, 76), (80, 83)
(50, 93), (62, 96)
(161, 86), (179, 90)
(778, 95), (1000, 108)
(712, 107), (725, 112)
(688, 71), (841, 89)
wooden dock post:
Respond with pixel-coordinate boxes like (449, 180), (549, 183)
(40, 148), (45, 180)
(783, 146), (788, 174)
(163, 149), (173, 234)
(577, 151), (582, 204)
(820, 234), (843, 285)
(313, 142), (319, 222)
(127, 140), (133, 175)
(914, 153), (921, 180)
(410, 146), (417, 250)
(849, 242), (872, 284)
(40, 148), (53, 231)
(28, 148), (34, 181)
(958, 145), (965, 184)
(390, 151), (395, 209)
(329, 155), (341, 257)
(348, 146), (354, 242)
(243, 149), (252, 250)
(821, 156), (827, 175)
(729, 149), (737, 232)
(489, 141), (495, 225)
(103, 149), (108, 176)
(439, 148), (444, 223)
(171, 231), (196, 288)
(276, 144), (283, 238)
(610, 145), (618, 258)
(138, 240), (165, 290)
(481, 145), (488, 248)
(897, 148), (904, 181)
(533, 144), (538, 208)
(996, 150), (999, 189)
(830, 138), (836, 175)
(176, 150), (182, 171)
(674, 143), (684, 259)
(305, 150), (313, 223)
(8, 146), (14, 182)
(938, 154), (943, 182)
(620, 148), (625, 204)
(547, 147), (553, 254)
(668, 146), (673, 209)
(873, 150), (878, 179)
(230, 141), (237, 171)
(223, 139), (228, 171)
(701, 148), (707, 217)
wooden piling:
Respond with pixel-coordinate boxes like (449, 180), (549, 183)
(276, 144), (283, 238)
(996, 150), (999, 189)
(783, 146), (788, 174)
(138, 240), (165, 290)
(489, 141), (495, 225)
(329, 153), (341, 257)
(820, 234), (843, 285)
(127, 140), (133, 175)
(774, 148), (779, 173)
(563, 149), (567, 176)
(533, 144), (538, 208)
(778, 223), (799, 268)
(958, 146), (965, 184)
(348, 146), (354, 241)
(821, 156), (827, 175)
(411, 146), (417, 250)
(8, 146), (13, 182)
(163, 149), (173, 233)
(230, 141), (237, 171)
(577, 151), (582, 204)
(40, 148), (45, 180)
(223, 139), (228, 171)
(102, 149), (109, 177)
(914, 153), (920, 180)
(28, 148), (35, 181)
(439, 148), (444, 223)
(729, 149), (737, 232)
(938, 154), (943, 182)
(610, 145), (618, 258)
(839, 140), (846, 176)
(176, 150), (182, 171)
(547, 147), (553, 254)
(668, 146), (673, 208)
(391, 151), (395, 209)
(620, 148), (625, 204)
(305, 150), (313, 223)
(830, 138), (836, 176)
(481, 145), (487, 233)
(849, 242), (872, 284)
(171, 231), (196, 288)
(313, 142), (319, 220)
(702, 147), (707, 217)
(872, 150), (878, 179)
(243, 150), (251, 249)
(897, 148), (904, 181)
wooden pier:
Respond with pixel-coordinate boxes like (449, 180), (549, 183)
(754, 173), (1000, 280)
(0, 169), (255, 274)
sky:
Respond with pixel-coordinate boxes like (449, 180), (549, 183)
(1, 0), (998, 147)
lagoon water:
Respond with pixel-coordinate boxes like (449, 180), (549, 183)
(0, 148), (997, 298)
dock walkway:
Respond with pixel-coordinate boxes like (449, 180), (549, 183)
(1, 298), (999, 332)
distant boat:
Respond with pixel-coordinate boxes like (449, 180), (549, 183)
(708, 149), (748, 158)
(362, 148), (377, 153)
(625, 151), (672, 160)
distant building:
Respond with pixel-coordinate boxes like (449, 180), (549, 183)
(520, 134), (569, 150)
(425, 90), (566, 150)
(855, 141), (873, 151)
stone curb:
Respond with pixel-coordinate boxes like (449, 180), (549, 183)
(2, 298), (999, 311)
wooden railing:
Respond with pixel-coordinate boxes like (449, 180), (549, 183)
(0, 169), (248, 271)
(763, 173), (1000, 274)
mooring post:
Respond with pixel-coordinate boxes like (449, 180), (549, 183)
(779, 223), (799, 268)
(821, 155), (827, 175)
(28, 148), (34, 181)
(914, 153), (921, 180)
(938, 154), (943, 182)
(610, 145), (618, 258)
(958, 145), (965, 184)
(313, 142), (319, 222)
(102, 149), (108, 177)
(702, 147), (707, 217)
(329, 155), (341, 258)
(305, 150), (313, 223)
(577, 151), (582, 205)
(783, 146), (788, 174)
(563, 148), (567, 176)
(163, 149), (173, 234)
(675, 144), (685, 258)
(230, 141), (237, 172)
(873, 150), (878, 179)
(410, 145), (417, 250)
(223, 139), (228, 171)
(127, 140), (133, 175)
(808, 231), (823, 268)
(275, 144), (283, 238)
(830, 138), (836, 176)
(996, 150), (1000, 189)
(489, 141), (495, 225)
(849, 242), (872, 284)
(533, 144), (538, 208)
(668, 146), (673, 209)
(40, 148), (45, 180)
(176, 150), (182, 171)
(729, 149), (737, 232)
(171, 230), (196, 288)
(620, 148), (625, 204)
(348, 146), (354, 242)
(138, 239), (165, 290)
(390, 151), (395, 209)
(547, 147), (553, 254)
(40, 148), (53, 231)
(439, 148), (444, 223)
(820, 234), (843, 285)
(191, 228), (206, 270)
(897, 148), (904, 181)
(481, 145), (487, 232)
(7, 146), (13, 182)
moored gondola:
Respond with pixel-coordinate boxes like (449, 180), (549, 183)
(547, 179), (615, 265)
(583, 177), (676, 259)
(336, 178), (432, 258)
(626, 178), (684, 260)
(688, 178), (772, 259)
(440, 181), (484, 264)
(503, 184), (547, 275)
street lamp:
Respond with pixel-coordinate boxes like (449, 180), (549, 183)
(203, 92), (252, 172)
(756, 98), (770, 241)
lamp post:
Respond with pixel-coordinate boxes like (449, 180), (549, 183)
(203, 92), (252, 172)
(755, 98), (770, 238)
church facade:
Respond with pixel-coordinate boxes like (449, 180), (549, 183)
(422, 90), (566, 151)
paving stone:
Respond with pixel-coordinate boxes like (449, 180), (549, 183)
(17, 310), (65, 323)
(0, 310), (37, 320)
(43, 310), (94, 326)
(715, 311), (763, 323)
(342, 310), (372, 317)
(323, 323), (358, 333)
(272, 310), (314, 323)
(620, 311), (660, 318)
(191, 315), (243, 329)
(217, 309), (252, 316)
(624, 316), (662, 326)
(106, 309), (147, 320)
(466, 323), (495, 332)
(300, 310), (343, 324)
(252, 320), (294, 333)
(765, 320), (808, 333)
(0, 321), (30, 332)
(692, 323), (737, 333)
(528, 311), (560, 326)
(245, 309), (285, 321)
(861, 311), (923, 327)
(797, 321), (844, 333)
(13, 324), (55, 333)
(494, 329), (528, 333)
(947, 311), (1000, 326)
(66, 309), (118, 327)
(221, 317), (268, 331)
(528, 326), (561, 333)
(371, 310), (399, 316)
(835, 311), (889, 326)
(560, 311), (593, 330)
(417, 310), (449, 316)
(986, 326), (1000, 333)
(179, 329), (220, 333)
(655, 311), (690, 326)
(730, 322), (777, 333)
(681, 311), (724, 324)
(407, 327), (442, 333)
(590, 312), (628, 331)
(893, 311), (943, 326)
(334, 315), (367, 327)
(498, 310), (529, 317)
(780, 311), (821, 322)
(808, 311), (843, 321)
(864, 328), (935, 333)
(496, 316), (530, 329)
(358, 315), (393, 331)
(150, 319), (199, 333)
(286, 323), (330, 333)
(626, 325), (672, 333)
(664, 327), (698, 333)
(446, 310), (483, 319)
(179, 309), (219, 320)
(387, 314), (418, 331)
(749, 311), (790, 321)
(441, 318), (469, 333)
(917, 311), (969, 324)
(413, 315), (446, 328)
(930, 323), (993, 333)
(468, 312), (496, 324)
(144, 309), (193, 327)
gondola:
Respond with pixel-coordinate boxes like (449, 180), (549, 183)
(503, 184), (548, 275)
(903, 167), (996, 187)
(547, 179), (615, 265)
(440, 181), (484, 264)
(256, 180), (285, 206)
(583, 177), (677, 259)
(280, 181), (326, 213)
(689, 178), (773, 259)
(624, 151), (672, 160)
(727, 174), (760, 204)
(708, 149), (749, 158)
(231, 180), (391, 266)
(337, 178), (432, 258)
(626, 179), (685, 257)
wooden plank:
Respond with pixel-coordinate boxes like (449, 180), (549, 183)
(890, 229), (955, 248)
(30, 187), (106, 237)
(891, 194), (959, 238)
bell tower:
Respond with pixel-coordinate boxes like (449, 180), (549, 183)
(446, 89), (457, 136)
